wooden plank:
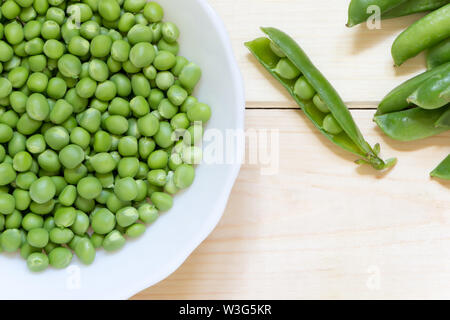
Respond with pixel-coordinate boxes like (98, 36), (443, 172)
(133, 109), (450, 300)
(207, 0), (429, 106)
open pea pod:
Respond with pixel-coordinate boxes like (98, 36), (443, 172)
(245, 27), (396, 170)
(374, 105), (450, 141)
(431, 154), (450, 180)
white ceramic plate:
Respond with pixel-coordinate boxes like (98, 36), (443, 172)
(0, 0), (244, 300)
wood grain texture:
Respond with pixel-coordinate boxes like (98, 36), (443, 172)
(133, 0), (450, 299)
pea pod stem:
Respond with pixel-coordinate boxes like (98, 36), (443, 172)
(427, 38), (450, 70)
(383, 0), (449, 19)
(374, 105), (450, 141)
(245, 27), (396, 170)
(391, 4), (450, 66)
(431, 154), (450, 180)
(347, 0), (408, 27)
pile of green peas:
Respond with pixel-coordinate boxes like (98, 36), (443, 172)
(0, 0), (212, 272)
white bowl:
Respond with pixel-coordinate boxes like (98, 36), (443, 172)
(0, 0), (244, 300)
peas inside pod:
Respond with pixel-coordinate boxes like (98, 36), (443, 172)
(0, 0), (212, 272)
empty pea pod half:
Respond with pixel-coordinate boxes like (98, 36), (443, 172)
(431, 154), (450, 180)
(245, 27), (396, 170)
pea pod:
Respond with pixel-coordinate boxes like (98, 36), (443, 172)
(374, 105), (450, 141)
(245, 27), (396, 170)
(407, 73), (450, 109)
(391, 4), (450, 66)
(383, 0), (450, 19)
(427, 38), (450, 70)
(377, 62), (450, 115)
(435, 107), (450, 127)
(431, 155), (450, 180)
(347, 0), (408, 27)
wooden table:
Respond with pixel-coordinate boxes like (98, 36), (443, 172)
(133, 0), (450, 299)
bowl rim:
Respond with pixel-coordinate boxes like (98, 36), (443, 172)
(120, 0), (245, 299)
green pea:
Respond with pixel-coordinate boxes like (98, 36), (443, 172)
(26, 93), (49, 121)
(47, 78), (67, 99)
(59, 144), (84, 169)
(118, 12), (136, 33)
(43, 39), (65, 60)
(5, 21), (24, 46)
(30, 199), (55, 215)
(187, 102), (211, 123)
(1, 0), (21, 20)
(0, 41), (14, 63)
(109, 97), (130, 117)
(127, 24), (152, 45)
(49, 227), (74, 244)
(95, 80), (116, 101)
(167, 85), (188, 106)
(0, 123), (13, 143)
(44, 126), (69, 151)
(274, 58), (301, 80)
(29, 176), (55, 204)
(147, 169), (167, 187)
(131, 73), (151, 97)
(75, 237), (96, 265)
(110, 73), (132, 97)
(70, 127), (90, 149)
(171, 56), (189, 77)
(114, 177), (138, 202)
(48, 247), (72, 269)
(313, 94), (330, 113)
(155, 71), (175, 91)
(27, 252), (49, 272)
(74, 195), (95, 213)
(22, 213), (44, 231)
(294, 76), (316, 100)
(93, 131), (112, 153)
(323, 114), (343, 135)
(162, 22), (179, 44)
(20, 243), (41, 259)
(138, 137), (155, 160)
(150, 192), (173, 211)
(91, 208), (115, 234)
(129, 42), (155, 69)
(58, 54), (81, 79)
(138, 203), (159, 224)
(71, 210), (89, 236)
(118, 157), (139, 178)
(77, 176), (102, 200)
(80, 20), (100, 40)
(90, 233), (104, 248)
(0, 193), (15, 215)
(27, 228), (49, 248)
(98, 0), (120, 22)
(147, 150), (169, 169)
(25, 133), (45, 154)
(90, 34), (112, 58)
(154, 122), (174, 148)
(111, 40), (130, 62)
(41, 20), (61, 40)
(8, 67), (29, 88)
(103, 230), (125, 252)
(17, 113), (42, 136)
(13, 189), (31, 211)
(118, 136), (138, 157)
(13, 151), (33, 172)
(174, 164), (195, 189)
(116, 206), (139, 228)
(65, 88), (88, 113)
(104, 115), (129, 135)
(54, 206), (76, 227)
(37, 150), (61, 172)
(15, 171), (37, 190)
(158, 98), (178, 120)
(157, 38), (179, 55)
(5, 209), (22, 229)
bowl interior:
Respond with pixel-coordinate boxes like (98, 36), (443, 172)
(0, 0), (244, 300)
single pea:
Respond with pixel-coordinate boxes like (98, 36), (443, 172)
(44, 126), (69, 151)
(150, 192), (173, 211)
(179, 62), (202, 91)
(59, 144), (85, 169)
(15, 171), (37, 190)
(131, 73), (151, 97)
(1, 228), (21, 252)
(0, 123), (13, 143)
(74, 237), (96, 265)
(17, 113), (42, 136)
(103, 230), (125, 252)
(13, 151), (33, 172)
(158, 98), (178, 120)
(294, 76), (316, 100)
(110, 73), (132, 97)
(0, 78), (12, 99)
(77, 176), (102, 200)
(91, 208), (115, 234)
(116, 206), (139, 228)
(1, 0), (21, 20)
(13, 189), (31, 211)
(27, 228), (49, 248)
(47, 78), (67, 99)
(0, 41), (14, 63)
(90, 233), (104, 248)
(323, 114), (343, 135)
(154, 122), (174, 148)
(172, 56), (189, 77)
(127, 24), (152, 45)
(125, 223), (145, 238)
(27, 252), (48, 272)
(93, 131), (112, 153)
(0, 193), (15, 215)
(143, 2), (164, 23)
(130, 96), (150, 118)
(67, 3), (93, 23)
(41, 20), (61, 40)
(20, 242), (41, 259)
(71, 211), (89, 236)
(155, 71), (175, 91)
(37, 150), (61, 172)
(187, 102), (212, 123)
(109, 97), (130, 117)
(167, 85), (188, 106)
(65, 88), (88, 113)
(49, 227), (74, 244)
(75, 77), (97, 99)
(48, 246), (72, 269)
(5, 21), (24, 45)
(181, 145), (203, 164)
(118, 136), (138, 157)
(88, 59), (109, 82)
(90, 34), (112, 58)
(70, 127), (90, 149)
(161, 22), (179, 44)
(78, 108), (101, 133)
(95, 80), (116, 101)
(98, 0), (120, 22)
(80, 20), (100, 40)
(147, 169), (167, 187)
(54, 206), (77, 227)
(118, 12), (136, 33)
(170, 113), (190, 130)
(74, 195), (95, 213)
(139, 137), (156, 160)
(8, 67), (29, 88)
(313, 94), (330, 113)
(114, 177), (138, 202)
(174, 164), (195, 189)
(111, 40), (130, 62)
(158, 38), (179, 56)
(30, 199), (55, 215)
(138, 203), (159, 224)
(129, 42), (155, 68)
(58, 54), (81, 79)
(274, 58), (301, 80)
(5, 209), (22, 229)
(104, 115), (129, 135)
(43, 39), (65, 60)
(22, 213), (44, 231)
(147, 150), (169, 169)
(29, 176), (55, 204)
(118, 157), (139, 178)
(58, 185), (76, 207)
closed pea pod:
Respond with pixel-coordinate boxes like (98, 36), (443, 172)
(408, 74), (450, 110)
(346, 0), (408, 27)
(427, 38), (450, 70)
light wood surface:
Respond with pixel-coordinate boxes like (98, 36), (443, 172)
(133, 0), (450, 299)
